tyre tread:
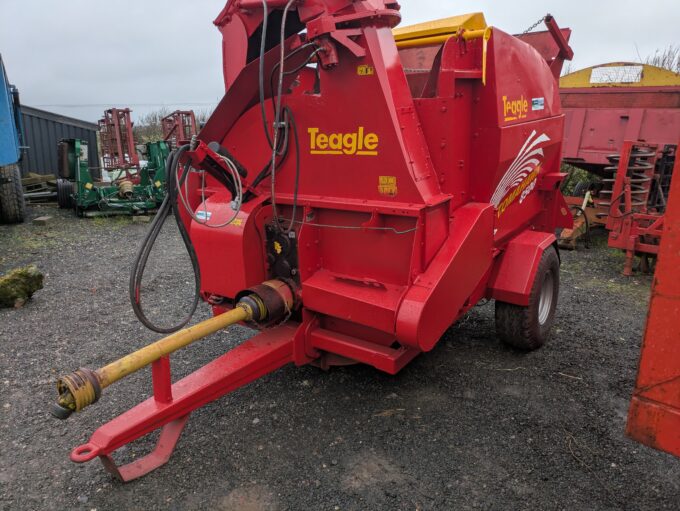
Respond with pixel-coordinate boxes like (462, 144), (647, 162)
(0, 164), (25, 224)
(495, 246), (560, 351)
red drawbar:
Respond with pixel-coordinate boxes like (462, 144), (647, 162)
(70, 325), (297, 481)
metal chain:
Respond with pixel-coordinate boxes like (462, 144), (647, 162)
(521, 15), (548, 35)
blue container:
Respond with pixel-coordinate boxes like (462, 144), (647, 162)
(0, 54), (23, 167)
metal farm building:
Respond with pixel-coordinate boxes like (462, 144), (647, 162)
(19, 106), (99, 176)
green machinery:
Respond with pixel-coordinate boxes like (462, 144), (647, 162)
(56, 138), (169, 216)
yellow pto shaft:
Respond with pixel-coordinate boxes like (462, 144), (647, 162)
(97, 305), (251, 388)
(52, 280), (294, 420)
(53, 303), (256, 419)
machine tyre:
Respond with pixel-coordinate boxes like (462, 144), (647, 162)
(495, 246), (560, 351)
(57, 179), (74, 209)
(0, 164), (25, 224)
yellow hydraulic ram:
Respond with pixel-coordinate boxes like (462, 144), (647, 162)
(52, 280), (293, 419)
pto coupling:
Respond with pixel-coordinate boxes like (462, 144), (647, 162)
(51, 280), (295, 420)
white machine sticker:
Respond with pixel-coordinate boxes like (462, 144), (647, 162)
(532, 97), (545, 111)
(196, 210), (212, 221)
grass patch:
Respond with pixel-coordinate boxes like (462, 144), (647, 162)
(90, 215), (134, 230)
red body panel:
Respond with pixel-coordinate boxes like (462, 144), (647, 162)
(397, 203), (494, 351)
(193, 5), (571, 353)
(190, 195), (268, 298)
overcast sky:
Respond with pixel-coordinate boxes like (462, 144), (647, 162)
(1, 0), (678, 123)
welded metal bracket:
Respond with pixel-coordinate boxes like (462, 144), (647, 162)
(98, 415), (190, 482)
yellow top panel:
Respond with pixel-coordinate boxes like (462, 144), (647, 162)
(560, 62), (680, 88)
(393, 13), (487, 42)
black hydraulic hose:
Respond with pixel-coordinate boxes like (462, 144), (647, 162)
(268, 43), (321, 112)
(129, 145), (201, 334)
(244, 124), (291, 202)
(259, 0), (274, 149)
(285, 107), (301, 233)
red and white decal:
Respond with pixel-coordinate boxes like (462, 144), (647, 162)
(491, 130), (551, 217)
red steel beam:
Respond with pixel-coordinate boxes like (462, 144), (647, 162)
(310, 328), (420, 375)
(626, 146), (680, 457)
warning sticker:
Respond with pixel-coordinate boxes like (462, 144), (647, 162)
(357, 65), (375, 76)
(378, 176), (398, 197)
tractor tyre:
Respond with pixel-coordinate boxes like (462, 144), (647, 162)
(495, 246), (560, 351)
(0, 164), (26, 224)
(57, 179), (74, 209)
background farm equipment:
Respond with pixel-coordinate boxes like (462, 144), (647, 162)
(99, 108), (138, 172)
(162, 110), (198, 149)
(559, 141), (677, 274)
(52, 1), (573, 481)
(56, 107), (170, 216)
(557, 62), (680, 249)
(56, 138), (169, 216)
(606, 141), (676, 275)
(0, 53), (26, 223)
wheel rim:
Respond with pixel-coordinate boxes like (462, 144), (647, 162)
(538, 272), (554, 326)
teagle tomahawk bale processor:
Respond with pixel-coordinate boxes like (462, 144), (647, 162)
(52, 1), (573, 481)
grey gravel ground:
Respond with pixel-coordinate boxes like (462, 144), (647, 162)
(1, 204), (679, 511)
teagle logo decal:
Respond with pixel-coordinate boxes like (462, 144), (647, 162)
(502, 94), (529, 122)
(491, 130), (550, 217)
(308, 127), (379, 156)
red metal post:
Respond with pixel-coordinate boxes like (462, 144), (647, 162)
(152, 356), (173, 404)
(626, 149), (680, 457)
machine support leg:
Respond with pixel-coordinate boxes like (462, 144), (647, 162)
(68, 325), (298, 482)
(152, 356), (173, 404)
(624, 238), (636, 276)
(99, 414), (190, 482)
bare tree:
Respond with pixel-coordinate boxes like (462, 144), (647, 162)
(134, 107), (215, 143)
(646, 45), (680, 73)
(134, 107), (173, 143)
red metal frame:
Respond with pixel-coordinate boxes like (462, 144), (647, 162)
(67, 1), (575, 480)
(98, 108), (139, 171)
(606, 141), (667, 275)
(626, 148), (680, 457)
(162, 110), (198, 149)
